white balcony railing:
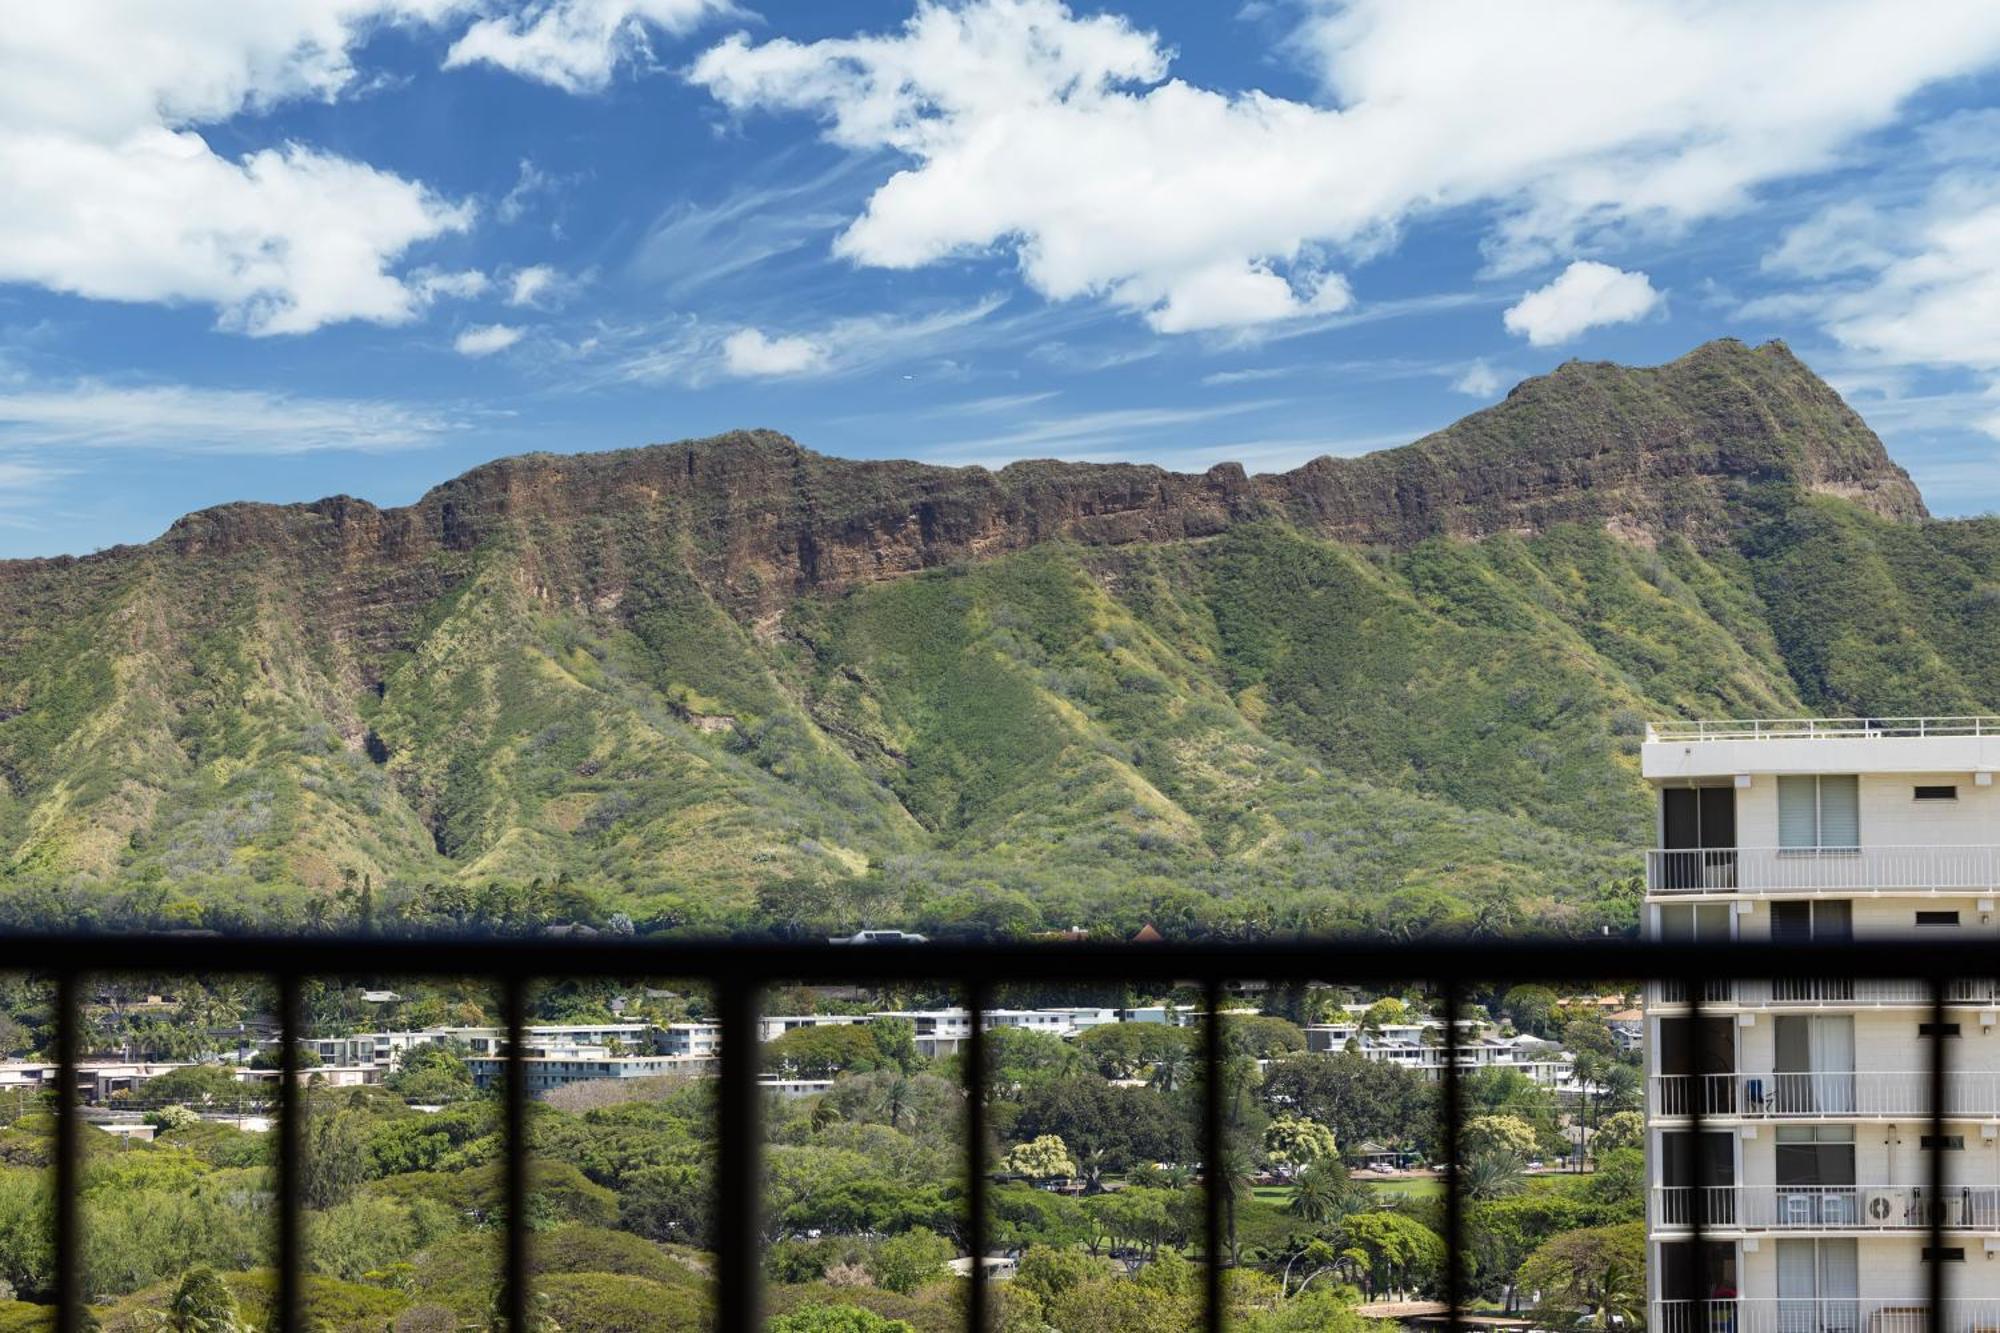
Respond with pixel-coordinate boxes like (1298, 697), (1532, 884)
(1651, 1070), (2000, 1119)
(1656, 1185), (2000, 1231)
(1648, 979), (2000, 1008)
(1647, 846), (2000, 895)
(1649, 716), (2000, 742)
(1653, 1299), (2000, 1333)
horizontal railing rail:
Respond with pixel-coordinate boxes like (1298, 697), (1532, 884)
(1650, 978), (2000, 1007)
(6, 933), (1998, 1332)
(1652, 1070), (2000, 1119)
(1656, 1184), (2000, 1231)
(1654, 1298), (2000, 1333)
(1647, 845), (2000, 894)
(1648, 716), (2000, 741)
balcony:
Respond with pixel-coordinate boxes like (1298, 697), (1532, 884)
(1656, 1185), (2000, 1232)
(1647, 846), (2000, 896)
(1654, 1299), (2000, 1333)
(1651, 1071), (2000, 1119)
(1649, 979), (2000, 1008)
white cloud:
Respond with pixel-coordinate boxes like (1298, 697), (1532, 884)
(414, 268), (491, 303)
(446, 0), (734, 92)
(0, 3), (476, 335)
(721, 328), (828, 377)
(0, 381), (459, 453)
(455, 324), (525, 357)
(1503, 262), (1661, 346)
(1766, 176), (2000, 437)
(1452, 359), (1504, 397)
(508, 265), (561, 307)
(690, 0), (2000, 332)
(498, 158), (558, 223)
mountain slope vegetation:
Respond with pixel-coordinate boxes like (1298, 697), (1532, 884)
(0, 339), (1987, 937)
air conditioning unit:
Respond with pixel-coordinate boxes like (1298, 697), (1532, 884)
(1861, 1187), (1908, 1226)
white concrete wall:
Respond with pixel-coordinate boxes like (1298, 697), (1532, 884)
(1728, 773), (2000, 850)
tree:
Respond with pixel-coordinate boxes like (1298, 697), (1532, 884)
(133, 1066), (248, 1110)
(1593, 1111), (1644, 1156)
(1002, 1134), (1077, 1180)
(1261, 1053), (1430, 1160)
(300, 1095), (370, 1210)
(145, 1105), (201, 1134)
(1340, 1211), (1444, 1299)
(1517, 1222), (1645, 1328)
(1289, 1159), (1362, 1227)
(1360, 998), (1410, 1034)
(1263, 1116), (1337, 1172)
(1500, 985), (1558, 1036)
(165, 1265), (241, 1333)
(1224, 1015), (1308, 1061)
(619, 1163), (712, 1245)
(1463, 1115), (1539, 1159)
(387, 1042), (474, 1103)
(766, 1026), (883, 1079)
(1013, 1078), (1193, 1171)
(769, 1310), (914, 1333)
(1462, 1149), (1527, 1201)
(867, 1017), (919, 1073)
(1015, 1244), (1113, 1307)
(867, 1227), (953, 1294)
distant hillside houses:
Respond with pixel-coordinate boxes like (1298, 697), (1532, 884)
(15, 992), (1610, 1107)
(1304, 1008), (1592, 1094)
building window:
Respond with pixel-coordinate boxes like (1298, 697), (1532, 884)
(1777, 775), (1860, 851)
(1916, 911), (1961, 927)
(1923, 1247), (1968, 1262)
(1920, 1135), (1966, 1150)
(1915, 785), (1958, 801)
(1919, 1022), (1963, 1037)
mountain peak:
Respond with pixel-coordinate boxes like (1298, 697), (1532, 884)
(1276, 336), (1924, 547)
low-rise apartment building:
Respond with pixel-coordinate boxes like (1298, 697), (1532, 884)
(1643, 716), (2000, 1333)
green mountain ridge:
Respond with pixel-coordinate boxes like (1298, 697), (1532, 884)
(0, 338), (1990, 937)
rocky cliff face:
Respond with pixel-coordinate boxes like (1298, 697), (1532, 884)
(38, 338), (1924, 623)
(0, 337), (1961, 923)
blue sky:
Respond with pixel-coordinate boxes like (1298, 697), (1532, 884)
(6, 1), (2000, 557)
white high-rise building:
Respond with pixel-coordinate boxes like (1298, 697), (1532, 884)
(1643, 718), (2000, 1333)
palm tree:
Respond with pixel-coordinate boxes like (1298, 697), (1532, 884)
(1149, 1043), (1192, 1092)
(1289, 1160), (1355, 1225)
(1462, 1148), (1528, 1201)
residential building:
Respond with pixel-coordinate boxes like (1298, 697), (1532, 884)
(1642, 716), (2000, 1333)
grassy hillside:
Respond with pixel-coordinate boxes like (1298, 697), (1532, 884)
(0, 340), (1985, 938)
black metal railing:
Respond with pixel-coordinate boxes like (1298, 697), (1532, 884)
(13, 934), (1989, 1333)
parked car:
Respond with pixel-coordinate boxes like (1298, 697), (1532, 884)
(828, 929), (930, 945)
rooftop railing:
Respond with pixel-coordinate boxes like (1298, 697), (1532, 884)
(1648, 716), (2000, 742)
(10, 933), (1998, 1332)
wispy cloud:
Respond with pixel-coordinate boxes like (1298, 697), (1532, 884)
(627, 155), (869, 297)
(0, 381), (462, 454)
(928, 400), (1289, 464)
(596, 295), (1010, 387)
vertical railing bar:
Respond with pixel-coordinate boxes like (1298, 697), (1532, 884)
(965, 978), (990, 1333)
(1203, 976), (1225, 1333)
(1928, 976), (1947, 1333)
(504, 975), (530, 1333)
(1686, 975), (1706, 1320)
(1441, 981), (1464, 1333)
(277, 972), (303, 1332)
(54, 970), (80, 1333)
(716, 978), (762, 1333)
